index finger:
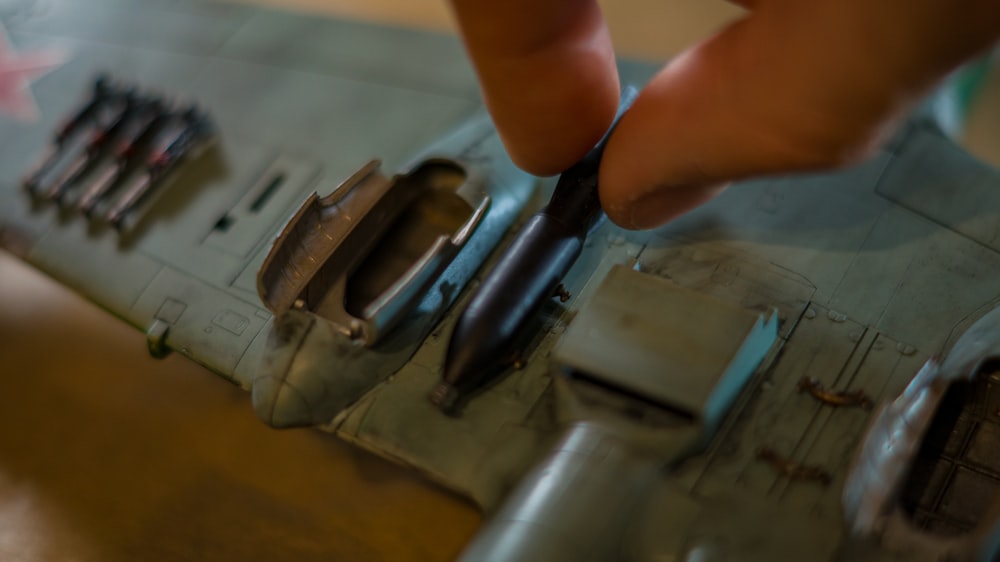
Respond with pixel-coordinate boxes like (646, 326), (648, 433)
(448, 0), (621, 175)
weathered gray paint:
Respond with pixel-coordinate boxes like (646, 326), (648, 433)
(1, 0), (999, 560)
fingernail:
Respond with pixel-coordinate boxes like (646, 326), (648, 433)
(626, 183), (728, 230)
(627, 190), (682, 230)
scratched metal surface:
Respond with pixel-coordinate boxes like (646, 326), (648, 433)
(1, 0), (1000, 559)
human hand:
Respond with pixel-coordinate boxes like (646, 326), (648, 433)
(447, 0), (1000, 229)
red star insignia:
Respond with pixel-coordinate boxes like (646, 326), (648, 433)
(0, 23), (66, 122)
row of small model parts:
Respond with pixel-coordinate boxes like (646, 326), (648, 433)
(23, 75), (215, 231)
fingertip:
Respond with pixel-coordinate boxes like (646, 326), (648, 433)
(597, 96), (725, 230)
(503, 138), (599, 178)
(595, 8), (891, 230)
(601, 181), (727, 230)
(450, 0), (620, 177)
(497, 83), (620, 176)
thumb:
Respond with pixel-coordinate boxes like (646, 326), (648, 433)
(599, 1), (1000, 229)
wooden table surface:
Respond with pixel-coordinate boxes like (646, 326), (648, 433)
(0, 1), (997, 560)
(0, 251), (483, 562)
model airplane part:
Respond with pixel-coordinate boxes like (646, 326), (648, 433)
(75, 97), (168, 215)
(43, 89), (136, 202)
(104, 106), (215, 230)
(456, 265), (780, 561)
(22, 75), (114, 194)
(21, 76), (215, 233)
(252, 117), (535, 427)
(434, 86), (638, 412)
(1, 1), (999, 560)
(844, 305), (1000, 561)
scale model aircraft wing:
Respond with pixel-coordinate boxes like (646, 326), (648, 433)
(3, 1), (1000, 560)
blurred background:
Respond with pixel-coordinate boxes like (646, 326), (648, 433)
(0, 1), (997, 560)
